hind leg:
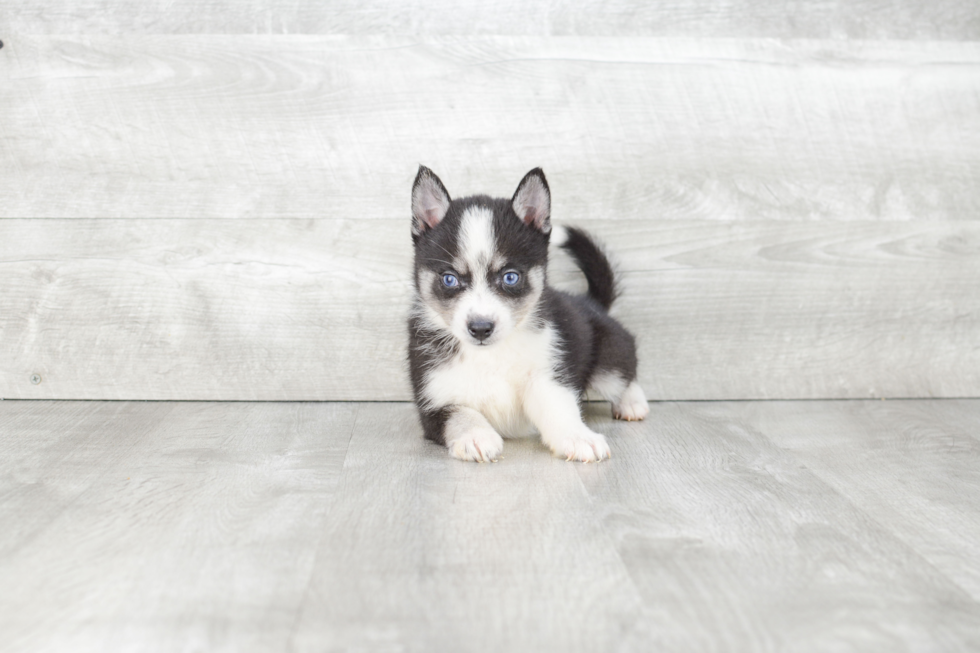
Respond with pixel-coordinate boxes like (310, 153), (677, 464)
(589, 371), (650, 421)
(589, 315), (649, 421)
(612, 380), (649, 421)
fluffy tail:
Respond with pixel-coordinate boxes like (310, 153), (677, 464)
(553, 225), (617, 310)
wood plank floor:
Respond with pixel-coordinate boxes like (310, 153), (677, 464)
(1, 399), (979, 652)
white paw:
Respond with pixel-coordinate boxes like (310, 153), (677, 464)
(613, 381), (649, 421)
(613, 399), (649, 421)
(551, 428), (611, 463)
(447, 428), (504, 462)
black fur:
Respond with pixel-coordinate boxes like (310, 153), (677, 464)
(559, 226), (617, 311)
(542, 288), (638, 395)
(415, 404), (453, 445)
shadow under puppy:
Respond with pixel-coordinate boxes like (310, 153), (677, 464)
(408, 166), (648, 462)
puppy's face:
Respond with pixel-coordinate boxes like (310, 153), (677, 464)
(412, 167), (552, 347)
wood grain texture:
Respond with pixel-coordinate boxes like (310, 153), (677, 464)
(738, 399), (980, 600)
(289, 402), (648, 652)
(0, 400), (358, 653)
(573, 399), (980, 652)
(1, 218), (978, 401)
(2, 399), (979, 651)
(2, 36), (979, 221)
(2, 0), (979, 38)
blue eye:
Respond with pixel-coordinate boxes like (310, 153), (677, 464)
(442, 273), (459, 288)
(502, 271), (520, 286)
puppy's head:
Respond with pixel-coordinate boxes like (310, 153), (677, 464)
(411, 166), (552, 347)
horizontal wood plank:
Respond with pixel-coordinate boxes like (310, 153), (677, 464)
(737, 399), (980, 599)
(2, 0), (979, 39)
(2, 36), (979, 221)
(1, 218), (977, 400)
(290, 402), (648, 652)
(573, 399), (980, 651)
(3, 399), (980, 650)
(0, 400), (358, 652)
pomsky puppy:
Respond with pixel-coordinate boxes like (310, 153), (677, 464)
(408, 166), (648, 462)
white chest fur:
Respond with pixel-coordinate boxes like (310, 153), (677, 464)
(423, 326), (557, 438)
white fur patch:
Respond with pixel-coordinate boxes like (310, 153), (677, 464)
(451, 291), (510, 346)
(525, 266), (545, 295)
(550, 224), (569, 247)
(456, 206), (495, 274)
(588, 371), (649, 421)
(588, 370), (628, 402)
(450, 206), (513, 345)
(423, 326), (557, 438)
(612, 380), (649, 422)
(523, 375), (611, 462)
(422, 318), (614, 462)
(444, 407), (504, 462)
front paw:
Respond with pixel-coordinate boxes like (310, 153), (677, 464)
(550, 428), (611, 463)
(447, 428), (504, 462)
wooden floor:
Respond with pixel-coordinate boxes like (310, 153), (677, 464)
(2, 399), (979, 652)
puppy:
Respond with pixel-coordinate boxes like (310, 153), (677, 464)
(407, 166), (648, 462)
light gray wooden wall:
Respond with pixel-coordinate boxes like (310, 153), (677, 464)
(1, 6), (979, 400)
(3, 1), (979, 38)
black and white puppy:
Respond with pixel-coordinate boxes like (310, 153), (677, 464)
(408, 166), (648, 462)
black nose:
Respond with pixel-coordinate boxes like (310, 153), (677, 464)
(467, 320), (495, 342)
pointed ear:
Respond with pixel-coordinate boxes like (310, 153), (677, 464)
(412, 165), (451, 235)
(511, 168), (551, 233)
